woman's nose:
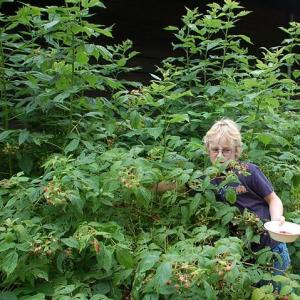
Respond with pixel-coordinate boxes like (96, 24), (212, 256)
(217, 150), (224, 157)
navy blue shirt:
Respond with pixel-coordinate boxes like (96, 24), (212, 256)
(212, 162), (279, 250)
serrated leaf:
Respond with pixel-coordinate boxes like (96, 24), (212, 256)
(21, 294), (45, 300)
(164, 26), (178, 31)
(18, 155), (33, 175)
(96, 243), (112, 271)
(206, 85), (220, 96)
(0, 243), (15, 252)
(133, 186), (152, 208)
(225, 188), (236, 204)
(44, 20), (59, 30)
(116, 248), (134, 268)
(0, 292), (18, 300)
(251, 288), (266, 300)
(18, 130), (30, 145)
(2, 250), (18, 275)
(76, 47), (89, 65)
(154, 261), (172, 284)
(61, 237), (79, 249)
(146, 127), (164, 140)
(256, 133), (272, 146)
(169, 113), (189, 123)
(204, 281), (217, 300)
(0, 130), (11, 142)
(130, 110), (142, 129)
(137, 251), (161, 273)
(238, 34), (253, 44)
(64, 139), (80, 153)
(81, 0), (106, 8)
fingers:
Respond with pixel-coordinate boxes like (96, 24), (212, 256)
(279, 215), (285, 225)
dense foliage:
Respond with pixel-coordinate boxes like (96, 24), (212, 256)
(0, 0), (300, 299)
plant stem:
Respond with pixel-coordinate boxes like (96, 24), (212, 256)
(0, 28), (13, 176)
(203, 33), (212, 86)
(70, 31), (75, 129)
(0, 29), (8, 130)
(221, 15), (231, 76)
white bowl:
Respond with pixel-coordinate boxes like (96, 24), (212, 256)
(264, 221), (300, 243)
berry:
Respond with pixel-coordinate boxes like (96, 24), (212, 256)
(225, 264), (232, 272)
(184, 283), (190, 289)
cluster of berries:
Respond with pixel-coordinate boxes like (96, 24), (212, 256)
(119, 167), (140, 189)
(43, 180), (67, 205)
(2, 143), (19, 155)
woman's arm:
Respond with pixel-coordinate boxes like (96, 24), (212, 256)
(151, 181), (182, 194)
(264, 191), (285, 224)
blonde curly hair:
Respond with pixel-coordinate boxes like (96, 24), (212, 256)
(203, 118), (243, 159)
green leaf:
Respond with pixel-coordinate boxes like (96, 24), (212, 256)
(116, 248), (134, 268)
(292, 70), (300, 79)
(0, 243), (15, 252)
(169, 113), (189, 123)
(81, 0), (106, 8)
(204, 281), (217, 300)
(137, 251), (161, 273)
(20, 294), (45, 300)
(189, 194), (202, 215)
(146, 127), (164, 140)
(32, 269), (49, 281)
(206, 85), (220, 96)
(206, 40), (222, 51)
(117, 58), (127, 67)
(251, 288), (266, 300)
(97, 45), (112, 60)
(2, 250), (18, 275)
(133, 187), (152, 208)
(238, 34), (253, 44)
(222, 212), (234, 225)
(279, 285), (292, 296)
(96, 243), (113, 271)
(93, 282), (111, 295)
(44, 20), (59, 30)
(55, 284), (76, 295)
(64, 139), (80, 153)
(68, 193), (84, 214)
(256, 133), (272, 146)
(143, 295), (159, 300)
(18, 155), (33, 175)
(164, 26), (178, 31)
(248, 149), (267, 161)
(90, 295), (113, 300)
(18, 130), (30, 145)
(130, 110), (142, 129)
(0, 130), (11, 142)
(155, 261), (172, 284)
(61, 237), (79, 249)
(76, 47), (89, 65)
(225, 188), (236, 204)
(0, 292), (17, 300)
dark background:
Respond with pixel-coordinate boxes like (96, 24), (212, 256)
(2, 0), (300, 82)
(98, 0), (300, 82)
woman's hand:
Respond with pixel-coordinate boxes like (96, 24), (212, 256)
(277, 215), (285, 225)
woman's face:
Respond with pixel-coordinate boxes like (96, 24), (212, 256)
(208, 138), (237, 164)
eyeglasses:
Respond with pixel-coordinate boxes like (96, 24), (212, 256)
(210, 147), (233, 156)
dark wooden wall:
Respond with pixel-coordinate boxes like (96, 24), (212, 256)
(2, 0), (300, 82)
(95, 0), (300, 82)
